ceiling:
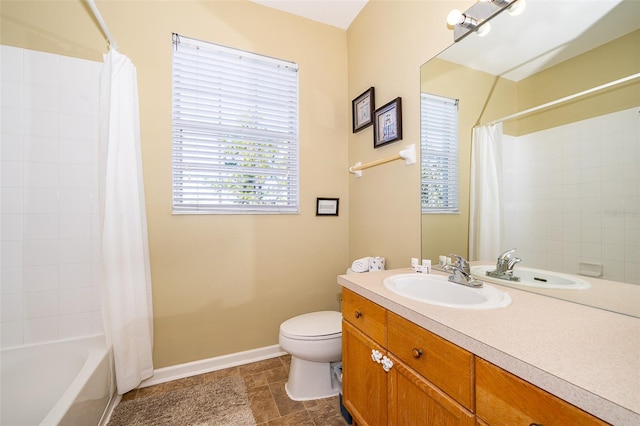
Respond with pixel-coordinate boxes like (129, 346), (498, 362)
(249, 0), (368, 30)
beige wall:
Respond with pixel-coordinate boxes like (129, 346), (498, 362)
(1, 0), (349, 367)
(347, 0), (475, 269)
(515, 29), (640, 135)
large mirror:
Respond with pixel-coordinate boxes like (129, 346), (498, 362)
(420, 0), (639, 316)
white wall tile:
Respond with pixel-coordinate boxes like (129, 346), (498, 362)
(1, 160), (23, 187)
(23, 265), (59, 292)
(24, 135), (59, 163)
(23, 49), (59, 87)
(0, 47), (102, 349)
(1, 321), (24, 348)
(59, 214), (91, 239)
(1, 106), (23, 135)
(1, 240), (23, 268)
(60, 139), (91, 164)
(1, 293), (23, 321)
(59, 189), (92, 214)
(60, 164), (91, 189)
(60, 263), (91, 288)
(23, 110), (59, 137)
(91, 310), (104, 334)
(0, 80), (24, 109)
(59, 312), (91, 339)
(1, 188), (23, 215)
(59, 238), (92, 263)
(23, 214), (59, 240)
(23, 188), (58, 214)
(1, 267), (23, 294)
(22, 239), (59, 266)
(59, 287), (91, 314)
(1, 133), (23, 162)
(1, 45), (24, 83)
(0, 81), (23, 109)
(1, 214), (23, 240)
(24, 161), (59, 188)
(24, 84), (59, 112)
(23, 317), (58, 344)
(23, 290), (58, 319)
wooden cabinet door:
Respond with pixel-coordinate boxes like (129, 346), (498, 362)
(342, 319), (388, 426)
(476, 359), (609, 426)
(388, 353), (475, 426)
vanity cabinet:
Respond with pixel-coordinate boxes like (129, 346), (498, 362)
(342, 286), (612, 426)
(342, 288), (474, 426)
(476, 358), (609, 426)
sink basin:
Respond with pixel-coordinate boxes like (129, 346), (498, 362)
(382, 274), (511, 309)
(470, 265), (591, 290)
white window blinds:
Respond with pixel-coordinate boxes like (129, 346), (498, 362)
(421, 93), (459, 213)
(172, 34), (300, 214)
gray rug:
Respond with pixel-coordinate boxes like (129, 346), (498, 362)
(108, 377), (256, 426)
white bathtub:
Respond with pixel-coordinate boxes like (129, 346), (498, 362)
(1, 334), (114, 426)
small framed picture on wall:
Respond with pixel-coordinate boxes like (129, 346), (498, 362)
(316, 198), (339, 216)
(373, 97), (402, 148)
(352, 87), (375, 133)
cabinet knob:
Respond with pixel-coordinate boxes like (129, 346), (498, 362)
(529, 424), (544, 426)
(354, 310), (362, 319)
(411, 348), (423, 359)
(381, 355), (394, 372)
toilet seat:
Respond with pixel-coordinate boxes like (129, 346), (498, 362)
(280, 311), (342, 340)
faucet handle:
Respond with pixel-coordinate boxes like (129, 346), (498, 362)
(448, 254), (470, 273)
(498, 248), (517, 260)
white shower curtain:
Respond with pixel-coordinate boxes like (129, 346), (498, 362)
(99, 48), (154, 394)
(469, 123), (504, 262)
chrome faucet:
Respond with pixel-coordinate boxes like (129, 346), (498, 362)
(443, 254), (483, 288)
(486, 248), (521, 282)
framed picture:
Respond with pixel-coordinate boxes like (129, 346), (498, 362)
(373, 97), (402, 148)
(316, 198), (339, 216)
(352, 87), (375, 133)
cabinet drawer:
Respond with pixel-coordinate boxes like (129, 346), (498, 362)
(476, 358), (609, 426)
(342, 288), (387, 347)
(387, 311), (474, 411)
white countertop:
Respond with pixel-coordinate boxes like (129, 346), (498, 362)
(338, 268), (640, 426)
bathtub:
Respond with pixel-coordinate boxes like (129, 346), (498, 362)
(1, 334), (114, 426)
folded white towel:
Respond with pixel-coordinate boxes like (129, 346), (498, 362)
(351, 257), (371, 273)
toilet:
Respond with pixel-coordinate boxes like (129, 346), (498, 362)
(279, 311), (343, 401)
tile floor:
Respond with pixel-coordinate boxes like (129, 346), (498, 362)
(121, 354), (350, 425)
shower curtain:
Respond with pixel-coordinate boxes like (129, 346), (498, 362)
(99, 48), (154, 394)
(469, 123), (504, 262)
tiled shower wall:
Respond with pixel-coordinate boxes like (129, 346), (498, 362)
(502, 107), (640, 284)
(1, 46), (104, 348)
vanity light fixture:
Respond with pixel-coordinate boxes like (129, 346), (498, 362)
(448, 0), (525, 42)
(446, 9), (491, 37)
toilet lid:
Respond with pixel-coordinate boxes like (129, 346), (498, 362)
(280, 311), (342, 338)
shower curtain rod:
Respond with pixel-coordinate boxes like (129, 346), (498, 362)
(484, 72), (640, 127)
(86, 0), (118, 50)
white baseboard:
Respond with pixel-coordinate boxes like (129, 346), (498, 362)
(139, 344), (287, 388)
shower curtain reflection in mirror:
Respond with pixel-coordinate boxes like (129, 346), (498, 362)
(469, 123), (504, 262)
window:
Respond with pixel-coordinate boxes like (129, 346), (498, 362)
(420, 93), (459, 213)
(172, 34), (299, 214)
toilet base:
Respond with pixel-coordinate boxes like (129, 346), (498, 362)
(284, 357), (339, 401)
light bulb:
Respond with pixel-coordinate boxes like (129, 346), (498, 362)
(447, 9), (463, 26)
(508, 0), (526, 16)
